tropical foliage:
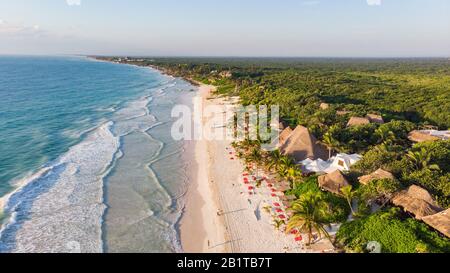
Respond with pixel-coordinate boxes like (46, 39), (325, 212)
(336, 208), (450, 253)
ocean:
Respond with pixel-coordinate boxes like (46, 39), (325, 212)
(0, 56), (195, 253)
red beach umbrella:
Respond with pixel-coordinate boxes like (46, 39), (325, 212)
(279, 215), (286, 219)
(271, 194), (277, 197)
(295, 236), (303, 242)
(248, 186), (254, 190)
(290, 230), (299, 235)
(274, 203), (281, 207)
(276, 208), (283, 213)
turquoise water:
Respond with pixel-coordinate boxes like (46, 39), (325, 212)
(0, 56), (194, 253)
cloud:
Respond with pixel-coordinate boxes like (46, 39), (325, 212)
(367, 0), (382, 6)
(66, 0), (81, 6)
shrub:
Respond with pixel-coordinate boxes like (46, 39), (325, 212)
(336, 208), (450, 253)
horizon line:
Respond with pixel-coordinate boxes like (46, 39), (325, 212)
(1, 53), (449, 59)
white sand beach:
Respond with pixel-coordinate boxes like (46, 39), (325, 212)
(180, 84), (335, 253)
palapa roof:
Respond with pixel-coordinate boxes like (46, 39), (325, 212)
(392, 185), (442, 220)
(318, 170), (350, 195)
(358, 168), (395, 185)
(347, 117), (371, 127)
(278, 127), (293, 147)
(280, 126), (328, 161)
(366, 114), (385, 124)
(408, 130), (441, 143)
(422, 209), (450, 238)
(320, 103), (330, 110)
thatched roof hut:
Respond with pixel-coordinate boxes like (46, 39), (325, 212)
(358, 168), (395, 185)
(278, 127), (293, 147)
(408, 130), (441, 143)
(422, 209), (450, 238)
(408, 130), (449, 143)
(320, 103), (330, 110)
(280, 126), (328, 161)
(347, 117), (371, 127)
(392, 185), (442, 220)
(318, 170), (350, 195)
(366, 114), (385, 124)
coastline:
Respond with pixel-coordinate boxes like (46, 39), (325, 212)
(179, 83), (228, 253)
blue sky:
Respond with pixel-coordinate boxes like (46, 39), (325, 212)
(0, 0), (449, 57)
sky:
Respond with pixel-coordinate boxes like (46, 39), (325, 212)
(0, 0), (449, 57)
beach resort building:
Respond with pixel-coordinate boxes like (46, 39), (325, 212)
(280, 125), (328, 162)
(320, 103), (330, 110)
(392, 185), (442, 220)
(277, 127), (293, 148)
(358, 168), (395, 185)
(346, 114), (385, 127)
(366, 114), (385, 124)
(301, 153), (362, 174)
(408, 130), (450, 143)
(318, 170), (350, 196)
(347, 117), (371, 127)
(422, 209), (450, 238)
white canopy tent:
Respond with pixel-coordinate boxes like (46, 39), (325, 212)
(300, 153), (362, 174)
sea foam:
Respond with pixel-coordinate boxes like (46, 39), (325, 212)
(0, 122), (119, 253)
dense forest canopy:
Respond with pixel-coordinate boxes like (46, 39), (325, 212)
(119, 57), (450, 129)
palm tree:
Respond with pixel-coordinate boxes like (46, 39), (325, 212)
(286, 193), (333, 246)
(406, 148), (440, 171)
(286, 167), (303, 188)
(277, 156), (296, 178)
(322, 132), (340, 159)
(266, 150), (283, 172)
(340, 185), (356, 216)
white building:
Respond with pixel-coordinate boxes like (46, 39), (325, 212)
(301, 153), (362, 174)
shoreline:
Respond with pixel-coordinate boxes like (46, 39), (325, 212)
(179, 83), (228, 253)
